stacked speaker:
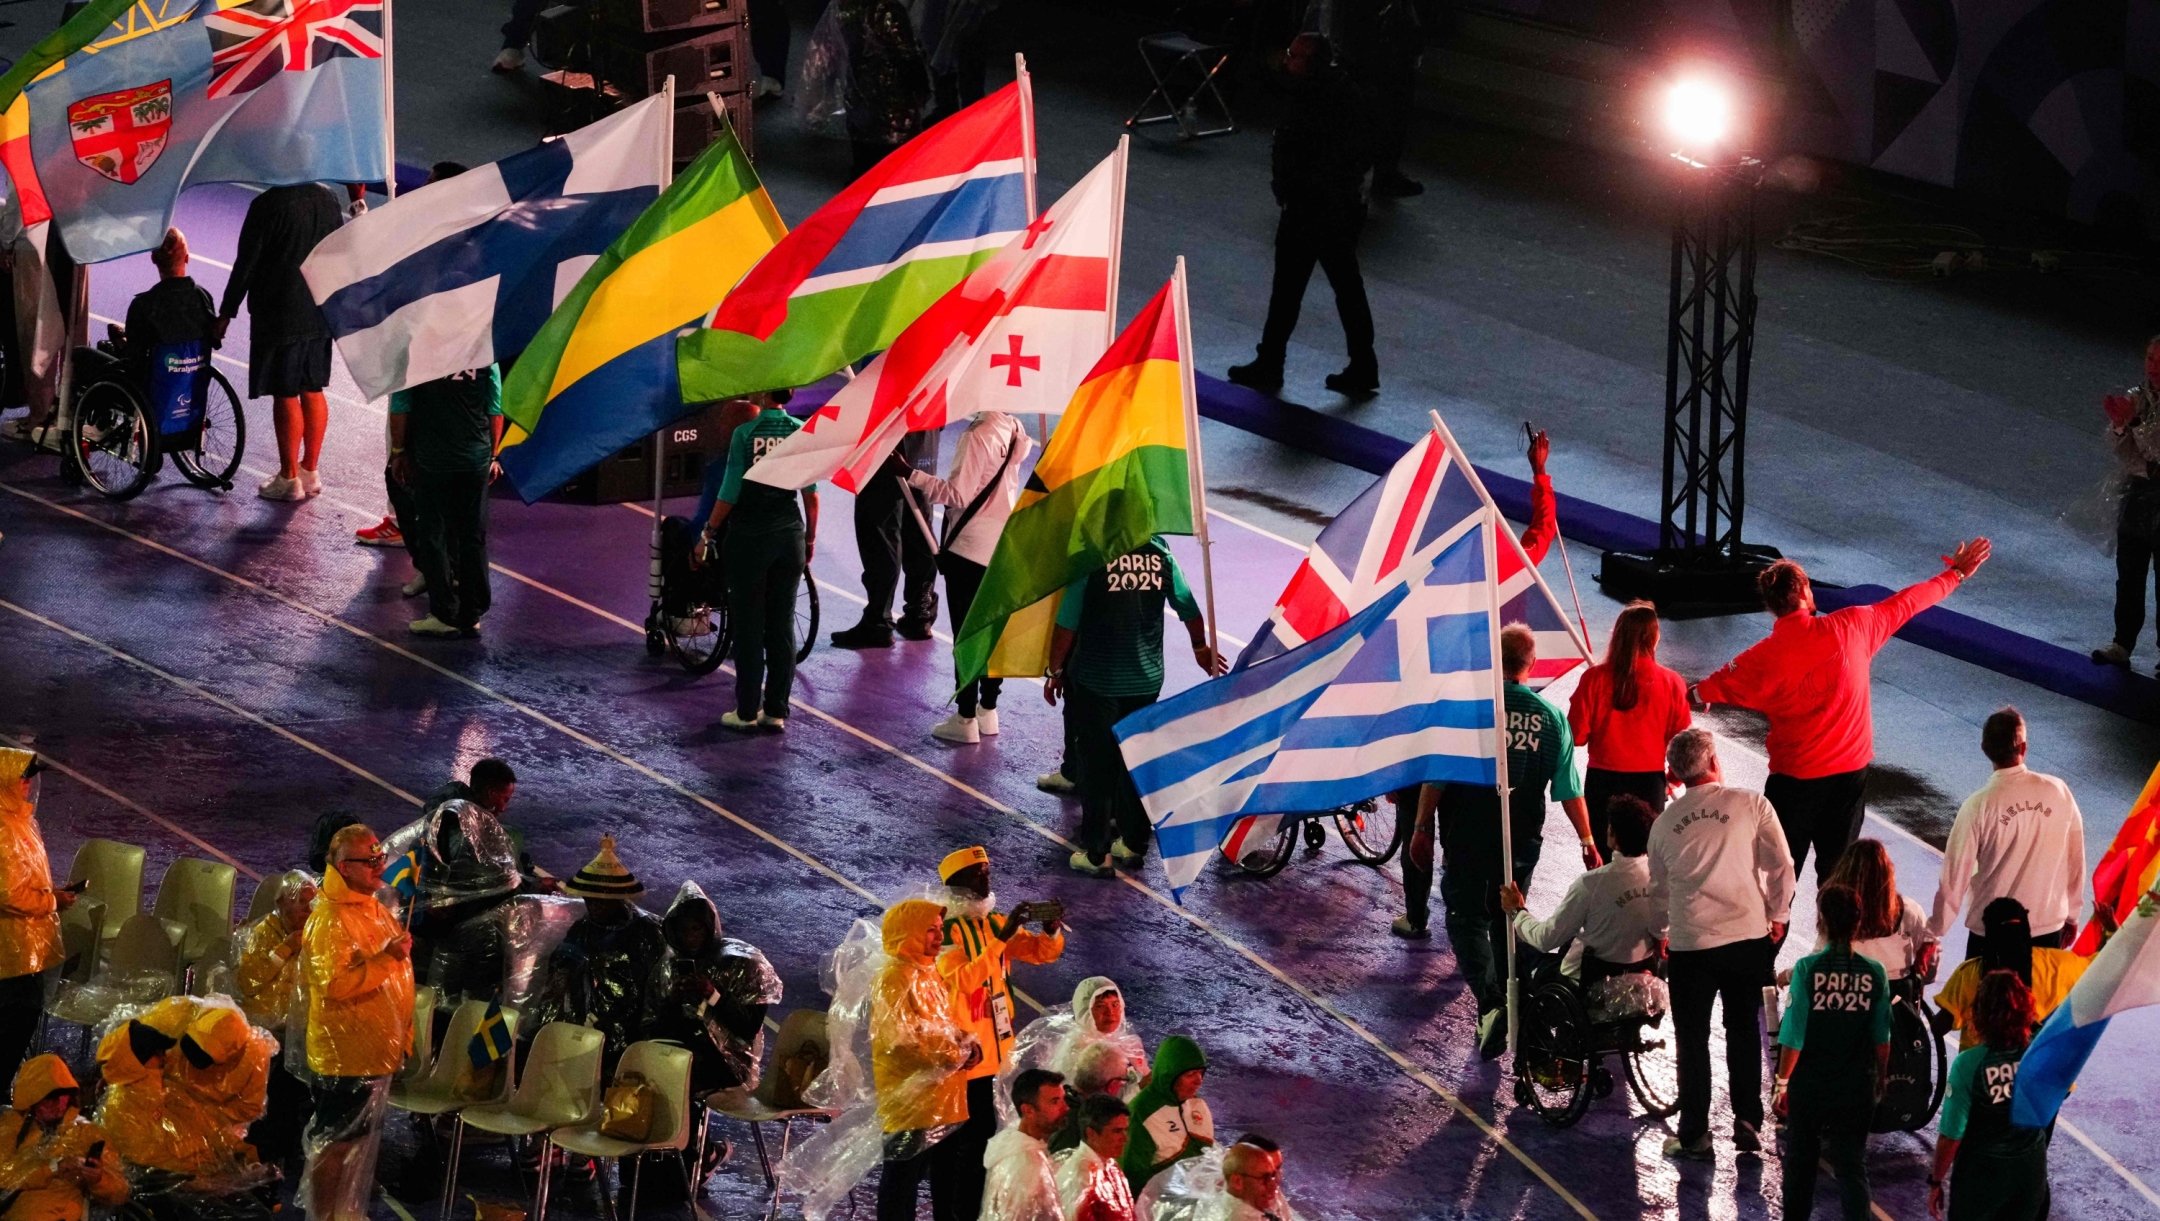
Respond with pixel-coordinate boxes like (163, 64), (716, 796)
(592, 0), (756, 162)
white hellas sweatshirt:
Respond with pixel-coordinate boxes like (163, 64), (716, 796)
(1929, 764), (2086, 939)
(1648, 782), (1797, 952)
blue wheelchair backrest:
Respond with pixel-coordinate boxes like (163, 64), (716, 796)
(148, 339), (212, 439)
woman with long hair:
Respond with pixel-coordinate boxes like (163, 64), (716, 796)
(1929, 970), (2051, 1220)
(1817, 838), (1939, 984)
(1567, 601), (1691, 852)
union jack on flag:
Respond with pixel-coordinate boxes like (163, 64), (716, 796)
(206, 0), (384, 100)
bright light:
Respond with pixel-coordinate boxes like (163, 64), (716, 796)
(1664, 78), (1733, 152)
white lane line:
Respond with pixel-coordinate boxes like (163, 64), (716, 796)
(0, 731), (261, 879)
(1208, 504), (1305, 550)
(6, 479), (1600, 1220)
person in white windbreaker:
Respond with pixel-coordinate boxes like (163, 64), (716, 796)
(1647, 728), (1797, 1163)
(1928, 707), (2086, 959)
(1501, 793), (1667, 978)
(903, 411), (1034, 745)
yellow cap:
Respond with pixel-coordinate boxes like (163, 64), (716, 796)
(938, 846), (989, 882)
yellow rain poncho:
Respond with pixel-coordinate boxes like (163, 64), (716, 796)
(302, 869), (413, 1078)
(94, 1006), (217, 1177)
(0, 1055), (128, 1221)
(233, 873), (313, 1027)
(0, 750), (61, 981)
(872, 900), (975, 1135)
(175, 1004), (273, 1163)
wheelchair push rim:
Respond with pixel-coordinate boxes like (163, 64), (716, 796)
(1333, 797), (1402, 865)
(170, 368), (246, 490)
(794, 564), (819, 664)
(1514, 980), (1595, 1128)
(70, 379), (159, 500)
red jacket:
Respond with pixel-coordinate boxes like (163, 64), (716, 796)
(1694, 570), (1962, 779)
(1521, 472), (1556, 566)
(1569, 660), (1691, 774)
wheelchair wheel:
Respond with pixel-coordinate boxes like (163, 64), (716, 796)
(1302, 818), (1327, 850)
(1515, 980), (1594, 1128)
(643, 604), (667, 657)
(794, 566), (820, 663)
(170, 368), (245, 490)
(1231, 820), (1297, 877)
(69, 379), (158, 500)
(665, 587), (732, 677)
(1622, 1016), (1681, 1120)
(1334, 798), (1403, 865)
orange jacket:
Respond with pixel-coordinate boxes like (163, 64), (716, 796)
(871, 902), (974, 1134)
(938, 909), (1062, 1080)
(302, 870), (413, 1078)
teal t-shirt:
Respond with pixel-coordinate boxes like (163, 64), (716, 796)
(1055, 537), (1202, 697)
(1938, 1044), (2047, 1155)
(1437, 682), (1584, 860)
(391, 365), (502, 474)
(1777, 946), (1891, 1093)
(718, 407), (812, 533)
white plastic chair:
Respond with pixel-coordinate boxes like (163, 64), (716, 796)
(403, 986), (439, 1081)
(152, 857), (235, 964)
(67, 840), (143, 938)
(708, 1009), (836, 1220)
(393, 998), (519, 1218)
(548, 1040), (693, 1221)
(454, 1022), (604, 1221)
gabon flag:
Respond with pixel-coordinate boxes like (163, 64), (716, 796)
(951, 272), (1196, 688)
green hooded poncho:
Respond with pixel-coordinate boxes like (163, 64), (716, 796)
(1120, 1034), (1213, 1189)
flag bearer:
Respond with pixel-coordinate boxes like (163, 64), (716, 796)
(1774, 884), (1893, 1221)
(694, 390), (820, 731)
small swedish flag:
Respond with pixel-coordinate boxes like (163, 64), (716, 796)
(384, 850), (421, 900)
(468, 1001), (510, 1069)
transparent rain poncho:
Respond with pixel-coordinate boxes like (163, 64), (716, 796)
(91, 996), (280, 1196)
(1147, 1146), (1307, 1221)
(232, 871), (315, 1030)
(793, 0), (850, 138)
(997, 976), (1145, 1125)
(979, 1125), (1061, 1221)
(383, 801), (526, 1004)
(778, 901), (978, 1221)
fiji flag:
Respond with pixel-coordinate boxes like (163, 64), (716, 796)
(2012, 886), (2160, 1127)
(25, 0), (385, 263)
(303, 93), (669, 400)
(467, 1000), (511, 1069)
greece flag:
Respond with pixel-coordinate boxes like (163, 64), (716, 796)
(301, 93), (670, 400)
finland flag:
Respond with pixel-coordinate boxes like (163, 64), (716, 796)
(302, 93), (670, 400)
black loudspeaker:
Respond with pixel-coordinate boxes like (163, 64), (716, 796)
(593, 0), (744, 36)
(597, 23), (754, 100)
(673, 90), (754, 162)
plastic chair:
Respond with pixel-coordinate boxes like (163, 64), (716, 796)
(404, 986), (439, 1081)
(393, 999), (519, 1218)
(67, 840), (144, 935)
(57, 901), (105, 983)
(708, 1010), (836, 1221)
(101, 912), (179, 992)
(1125, 33), (1235, 139)
(242, 873), (285, 924)
(150, 857), (234, 963)
(453, 1021), (603, 1221)
(548, 1040), (694, 1221)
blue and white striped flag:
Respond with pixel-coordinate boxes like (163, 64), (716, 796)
(1119, 518), (1507, 899)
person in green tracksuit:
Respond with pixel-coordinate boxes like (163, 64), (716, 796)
(1044, 537), (1225, 877)
(1773, 883), (1892, 1221)
(1929, 969), (2051, 1221)
(695, 391), (819, 731)
(1120, 1035), (1213, 1195)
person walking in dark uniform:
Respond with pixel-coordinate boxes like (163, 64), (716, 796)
(1227, 33), (1378, 399)
(832, 431), (940, 648)
(393, 364), (503, 638)
(2096, 336), (2160, 669)
(695, 392), (819, 731)
(1928, 970), (2053, 1221)
(1332, 0), (1424, 197)
(1774, 883), (1893, 1221)
(217, 182), (342, 503)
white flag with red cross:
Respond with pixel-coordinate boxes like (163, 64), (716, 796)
(747, 141), (1126, 493)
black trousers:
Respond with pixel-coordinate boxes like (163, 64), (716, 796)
(411, 468), (492, 629)
(385, 462), (420, 546)
(1669, 936), (1772, 1144)
(852, 466), (938, 628)
(248, 1056), (314, 1169)
(1948, 1143), (2052, 1221)
(0, 972), (43, 1081)
(724, 527), (805, 719)
(1438, 841), (1544, 1015)
(1783, 1087), (1873, 1221)
(925, 1076), (997, 1221)
(939, 555), (1001, 716)
(747, 0), (790, 83)
(1361, 61), (1419, 179)
(500, 0), (547, 49)
(1583, 767), (1667, 855)
(1067, 682), (1158, 861)
(2117, 532), (2160, 651)
(1257, 200), (1375, 370)
(1764, 768), (1868, 883)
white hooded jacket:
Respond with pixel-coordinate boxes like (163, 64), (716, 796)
(981, 1126), (1063, 1221)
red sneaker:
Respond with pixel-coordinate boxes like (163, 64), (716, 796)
(355, 516), (404, 547)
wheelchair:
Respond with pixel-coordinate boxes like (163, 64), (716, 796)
(1229, 798), (1404, 877)
(1872, 977), (1950, 1133)
(1511, 950), (1681, 1128)
(645, 517), (820, 676)
(67, 334), (245, 501)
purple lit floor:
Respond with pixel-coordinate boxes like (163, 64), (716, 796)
(1, 183), (2154, 1221)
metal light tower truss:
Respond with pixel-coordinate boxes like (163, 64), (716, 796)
(1660, 156), (1762, 556)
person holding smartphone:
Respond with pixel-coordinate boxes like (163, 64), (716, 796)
(0, 1055), (128, 1221)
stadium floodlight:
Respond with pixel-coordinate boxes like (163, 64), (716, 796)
(1663, 77), (1734, 158)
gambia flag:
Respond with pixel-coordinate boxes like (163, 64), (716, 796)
(675, 78), (1032, 403)
(498, 119), (784, 501)
(952, 274), (1195, 687)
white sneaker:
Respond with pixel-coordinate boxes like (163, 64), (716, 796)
(720, 711), (759, 732)
(401, 574), (427, 598)
(492, 46), (525, 74)
(299, 468), (322, 497)
(409, 615), (461, 637)
(932, 713), (980, 744)
(1036, 769), (1077, 795)
(976, 708), (1000, 736)
(258, 475), (304, 502)
(757, 713), (787, 732)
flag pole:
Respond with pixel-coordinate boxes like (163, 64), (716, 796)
(1106, 134), (1127, 345)
(1481, 505), (1518, 1060)
(648, 79), (678, 609)
(1173, 256), (1218, 660)
(381, 0), (396, 200)
(1016, 52), (1043, 446)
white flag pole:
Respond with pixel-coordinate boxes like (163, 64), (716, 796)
(1174, 256), (1218, 661)
(1016, 52), (1045, 446)
(1106, 134), (1127, 346)
(1481, 504), (1518, 1060)
(381, 0), (397, 200)
(648, 79), (678, 608)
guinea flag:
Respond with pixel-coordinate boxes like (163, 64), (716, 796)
(952, 274), (1195, 688)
